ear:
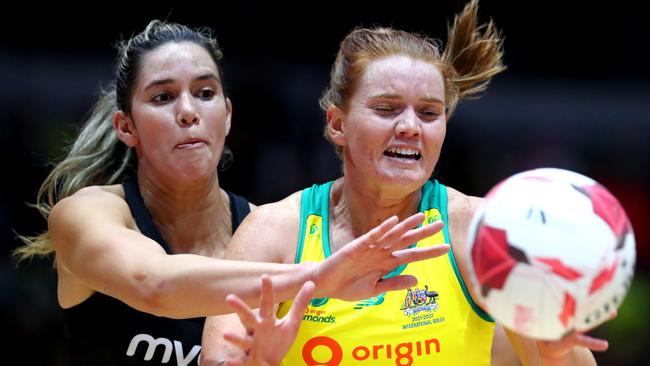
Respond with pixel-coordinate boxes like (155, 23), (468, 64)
(224, 98), (232, 137)
(326, 105), (346, 146)
(113, 110), (138, 147)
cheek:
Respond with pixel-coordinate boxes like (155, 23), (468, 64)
(204, 107), (229, 135)
(349, 115), (390, 144)
(135, 120), (174, 153)
(133, 108), (172, 134)
(428, 123), (446, 147)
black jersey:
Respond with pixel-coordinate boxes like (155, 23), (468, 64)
(63, 180), (250, 365)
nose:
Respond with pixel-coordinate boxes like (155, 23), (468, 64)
(176, 93), (200, 126)
(395, 108), (421, 137)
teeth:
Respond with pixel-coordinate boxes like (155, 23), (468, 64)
(386, 147), (420, 156)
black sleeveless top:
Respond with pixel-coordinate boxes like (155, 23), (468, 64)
(63, 181), (251, 365)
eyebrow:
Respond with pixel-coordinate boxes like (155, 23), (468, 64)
(144, 73), (219, 91)
(371, 93), (444, 104)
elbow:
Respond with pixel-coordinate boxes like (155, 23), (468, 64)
(128, 271), (175, 317)
(136, 289), (167, 317)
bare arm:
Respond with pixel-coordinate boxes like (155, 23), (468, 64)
(492, 324), (522, 366)
(54, 187), (447, 321)
(50, 187), (312, 318)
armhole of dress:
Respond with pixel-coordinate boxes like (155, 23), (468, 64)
(295, 188), (310, 264)
(227, 191), (251, 233)
(321, 182), (333, 258)
(440, 182), (494, 322)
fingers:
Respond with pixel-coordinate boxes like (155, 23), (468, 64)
(539, 330), (610, 359)
(226, 294), (258, 331)
(374, 274), (418, 293)
(575, 333), (609, 352)
(285, 281), (315, 328)
(377, 213), (426, 248)
(392, 244), (450, 265)
(396, 221), (443, 248)
(223, 331), (253, 350)
(379, 216), (443, 252)
(363, 215), (399, 248)
(341, 215), (398, 254)
(347, 214), (441, 253)
(258, 274), (275, 319)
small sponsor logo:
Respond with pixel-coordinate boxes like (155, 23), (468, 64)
(427, 214), (442, 224)
(303, 306), (336, 324)
(303, 314), (337, 324)
(309, 223), (319, 235)
(125, 333), (200, 365)
(310, 297), (329, 307)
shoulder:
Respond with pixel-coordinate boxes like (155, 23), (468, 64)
(49, 184), (134, 239)
(250, 191), (301, 221)
(56, 184), (126, 206)
(445, 185), (484, 306)
(224, 189), (256, 211)
(446, 185), (482, 232)
(51, 185), (129, 217)
(226, 191), (303, 263)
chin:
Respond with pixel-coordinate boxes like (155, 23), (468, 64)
(380, 171), (427, 189)
(171, 165), (215, 184)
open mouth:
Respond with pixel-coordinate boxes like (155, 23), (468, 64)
(384, 147), (422, 160)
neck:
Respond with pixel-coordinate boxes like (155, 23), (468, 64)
(136, 169), (230, 254)
(330, 177), (421, 239)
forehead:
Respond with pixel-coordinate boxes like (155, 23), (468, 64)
(357, 55), (444, 100)
(137, 41), (219, 84)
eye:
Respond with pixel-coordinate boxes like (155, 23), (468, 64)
(418, 108), (441, 121)
(197, 88), (216, 100)
(152, 92), (172, 104)
(373, 104), (397, 115)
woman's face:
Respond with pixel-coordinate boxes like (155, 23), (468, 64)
(336, 55), (447, 191)
(125, 41), (231, 184)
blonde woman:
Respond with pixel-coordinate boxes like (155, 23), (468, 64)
(202, 1), (612, 365)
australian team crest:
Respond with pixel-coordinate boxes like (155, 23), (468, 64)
(401, 285), (439, 316)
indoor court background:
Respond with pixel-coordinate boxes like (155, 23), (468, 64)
(1, 0), (648, 364)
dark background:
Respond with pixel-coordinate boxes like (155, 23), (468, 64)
(1, 0), (648, 364)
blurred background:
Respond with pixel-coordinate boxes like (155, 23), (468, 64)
(1, 0), (648, 364)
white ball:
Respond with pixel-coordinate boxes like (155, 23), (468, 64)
(466, 168), (636, 340)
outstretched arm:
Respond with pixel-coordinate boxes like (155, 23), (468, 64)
(52, 189), (447, 319)
(50, 188), (315, 318)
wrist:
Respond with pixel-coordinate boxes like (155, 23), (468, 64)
(538, 345), (595, 366)
(300, 261), (322, 296)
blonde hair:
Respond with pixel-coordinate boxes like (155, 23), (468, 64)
(14, 20), (227, 262)
(14, 91), (131, 261)
(320, 0), (505, 155)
